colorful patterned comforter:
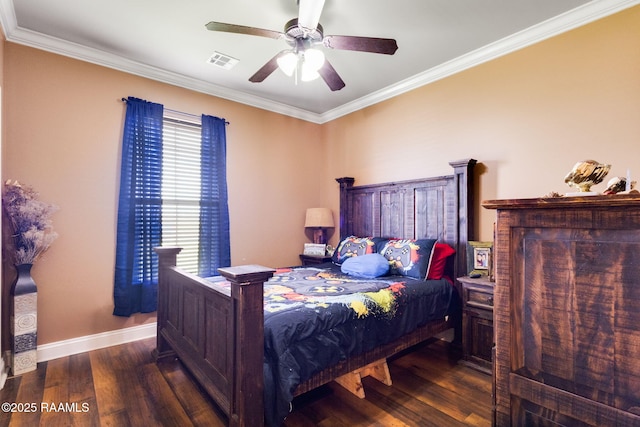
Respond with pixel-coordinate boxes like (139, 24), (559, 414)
(257, 263), (456, 426)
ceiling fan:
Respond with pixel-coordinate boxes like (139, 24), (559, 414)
(205, 0), (398, 91)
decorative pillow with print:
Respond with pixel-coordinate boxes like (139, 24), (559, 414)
(380, 238), (437, 279)
(331, 236), (387, 264)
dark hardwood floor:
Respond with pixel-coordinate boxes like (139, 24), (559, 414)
(0, 337), (492, 426)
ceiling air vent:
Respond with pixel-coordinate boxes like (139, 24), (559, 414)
(207, 51), (239, 70)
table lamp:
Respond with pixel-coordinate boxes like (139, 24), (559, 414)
(304, 208), (334, 244)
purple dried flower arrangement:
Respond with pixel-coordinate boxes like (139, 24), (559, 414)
(2, 180), (58, 265)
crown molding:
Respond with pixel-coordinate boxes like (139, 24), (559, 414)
(2, 0), (639, 124)
(2, 24), (323, 123)
(0, 0), (16, 35)
(318, 0), (640, 123)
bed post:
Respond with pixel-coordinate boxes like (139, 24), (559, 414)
(336, 177), (355, 240)
(218, 265), (275, 427)
(448, 159), (476, 347)
(154, 246), (182, 360)
(449, 158), (477, 280)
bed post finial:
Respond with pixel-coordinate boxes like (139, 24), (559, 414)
(336, 177), (355, 240)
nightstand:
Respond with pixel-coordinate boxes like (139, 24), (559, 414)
(299, 254), (332, 266)
(457, 275), (494, 374)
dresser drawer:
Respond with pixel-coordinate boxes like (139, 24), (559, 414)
(466, 288), (494, 309)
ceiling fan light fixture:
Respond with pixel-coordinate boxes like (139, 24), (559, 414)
(277, 51), (298, 76)
(300, 49), (323, 82)
(303, 48), (325, 71)
(298, 0), (325, 32)
(300, 67), (320, 82)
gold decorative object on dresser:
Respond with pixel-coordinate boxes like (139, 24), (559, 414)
(457, 275), (494, 375)
(483, 194), (640, 426)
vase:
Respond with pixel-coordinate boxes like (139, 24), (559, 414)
(11, 263), (37, 296)
(10, 263), (38, 376)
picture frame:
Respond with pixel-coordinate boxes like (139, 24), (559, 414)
(303, 243), (326, 256)
(467, 241), (493, 277)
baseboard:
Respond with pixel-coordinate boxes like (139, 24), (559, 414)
(37, 322), (157, 363)
(0, 351), (9, 389)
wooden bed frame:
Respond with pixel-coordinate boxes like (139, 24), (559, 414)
(154, 158), (476, 427)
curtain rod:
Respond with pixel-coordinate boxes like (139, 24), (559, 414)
(120, 98), (230, 125)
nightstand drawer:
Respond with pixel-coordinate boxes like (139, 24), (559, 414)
(466, 289), (494, 309)
(299, 254), (332, 266)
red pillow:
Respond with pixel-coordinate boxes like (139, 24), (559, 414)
(426, 243), (455, 280)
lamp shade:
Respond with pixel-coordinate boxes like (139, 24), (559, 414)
(304, 208), (334, 228)
(276, 51), (297, 76)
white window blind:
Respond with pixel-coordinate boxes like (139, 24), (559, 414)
(161, 117), (201, 274)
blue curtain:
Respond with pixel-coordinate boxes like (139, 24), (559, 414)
(113, 97), (164, 316)
(198, 115), (231, 277)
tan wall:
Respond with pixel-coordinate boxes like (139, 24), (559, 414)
(2, 5), (639, 345)
(0, 20), (5, 356)
(2, 44), (325, 344)
(325, 5), (640, 241)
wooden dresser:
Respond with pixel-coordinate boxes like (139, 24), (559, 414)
(483, 195), (640, 426)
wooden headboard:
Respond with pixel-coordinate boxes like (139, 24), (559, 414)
(336, 158), (476, 281)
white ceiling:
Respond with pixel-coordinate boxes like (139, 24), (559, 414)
(1, 0), (638, 123)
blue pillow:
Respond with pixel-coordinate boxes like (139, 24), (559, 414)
(341, 253), (390, 278)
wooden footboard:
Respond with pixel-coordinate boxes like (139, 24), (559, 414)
(154, 246), (274, 427)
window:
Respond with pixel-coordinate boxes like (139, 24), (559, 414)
(114, 97), (230, 317)
(161, 117), (201, 274)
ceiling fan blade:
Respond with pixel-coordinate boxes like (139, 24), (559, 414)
(249, 52), (286, 83)
(298, 0), (325, 31)
(323, 35), (398, 55)
(205, 21), (284, 40)
(317, 60), (345, 91)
